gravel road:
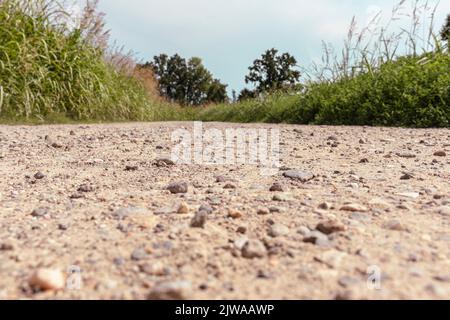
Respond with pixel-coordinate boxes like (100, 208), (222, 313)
(0, 122), (449, 300)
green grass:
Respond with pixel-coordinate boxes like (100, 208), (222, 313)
(0, 0), (184, 123)
(197, 52), (450, 128)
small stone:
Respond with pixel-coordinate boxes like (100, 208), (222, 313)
(167, 181), (188, 194)
(139, 263), (169, 276)
(396, 152), (416, 158)
(177, 202), (189, 214)
(190, 211), (207, 228)
(316, 220), (346, 235)
(242, 239), (266, 259)
(0, 243), (14, 251)
(257, 207), (270, 215)
(359, 158), (369, 163)
(131, 248), (148, 261)
(223, 183), (236, 189)
(237, 226), (247, 234)
(34, 172), (45, 180)
(433, 150), (446, 157)
(112, 206), (148, 220)
(51, 142), (63, 149)
(283, 170), (314, 182)
(58, 223), (69, 231)
(340, 203), (368, 212)
(269, 183), (285, 192)
(155, 157), (175, 167)
(29, 268), (65, 291)
(272, 194), (290, 202)
(437, 206), (450, 216)
(31, 208), (48, 217)
(125, 165), (138, 171)
(303, 231), (329, 246)
(268, 223), (290, 237)
(396, 192), (420, 199)
(234, 236), (249, 250)
(383, 219), (407, 231)
(198, 204), (213, 214)
(400, 172), (414, 180)
(228, 209), (242, 219)
(314, 250), (346, 268)
(78, 184), (94, 193)
(297, 226), (310, 236)
(318, 202), (331, 210)
(147, 281), (192, 300)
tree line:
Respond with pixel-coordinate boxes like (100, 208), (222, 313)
(141, 48), (300, 106)
(142, 15), (450, 107)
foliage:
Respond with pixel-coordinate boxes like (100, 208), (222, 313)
(144, 54), (228, 106)
(0, 0), (177, 122)
(442, 14), (450, 42)
(244, 48), (301, 93)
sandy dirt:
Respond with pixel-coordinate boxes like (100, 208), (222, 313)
(0, 122), (449, 300)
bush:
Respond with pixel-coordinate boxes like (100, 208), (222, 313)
(290, 53), (450, 127)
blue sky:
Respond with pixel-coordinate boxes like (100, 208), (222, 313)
(89, 0), (450, 93)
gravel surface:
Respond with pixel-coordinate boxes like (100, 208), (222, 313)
(0, 122), (449, 300)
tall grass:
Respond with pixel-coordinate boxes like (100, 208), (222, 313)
(0, 0), (182, 122)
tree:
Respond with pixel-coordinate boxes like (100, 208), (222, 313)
(441, 14), (450, 42)
(245, 48), (301, 93)
(143, 54), (228, 106)
(238, 88), (257, 101)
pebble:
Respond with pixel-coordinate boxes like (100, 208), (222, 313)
(314, 250), (346, 269)
(131, 248), (148, 261)
(234, 237), (249, 250)
(34, 172), (45, 180)
(400, 173), (414, 180)
(241, 239), (267, 259)
(433, 150), (446, 157)
(303, 231), (330, 246)
(283, 170), (314, 182)
(139, 263), (169, 276)
(257, 207), (270, 215)
(112, 206), (148, 220)
(316, 220), (346, 235)
(272, 194), (290, 202)
(190, 211), (207, 228)
(125, 165), (138, 171)
(223, 183), (236, 189)
(340, 203), (368, 212)
(78, 184), (94, 193)
(228, 209), (243, 219)
(29, 268), (65, 291)
(268, 223), (290, 237)
(396, 152), (416, 158)
(31, 208), (48, 218)
(383, 219), (407, 231)
(155, 157), (175, 167)
(437, 206), (450, 216)
(167, 181), (188, 194)
(147, 281), (192, 300)
(269, 183), (285, 192)
(396, 192), (420, 199)
(198, 204), (213, 214)
(318, 202), (331, 210)
(177, 202), (189, 214)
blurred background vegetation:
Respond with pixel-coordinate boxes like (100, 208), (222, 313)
(0, 0), (448, 127)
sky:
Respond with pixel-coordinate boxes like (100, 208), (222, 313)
(80, 0), (450, 93)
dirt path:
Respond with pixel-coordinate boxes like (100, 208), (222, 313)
(0, 122), (449, 300)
